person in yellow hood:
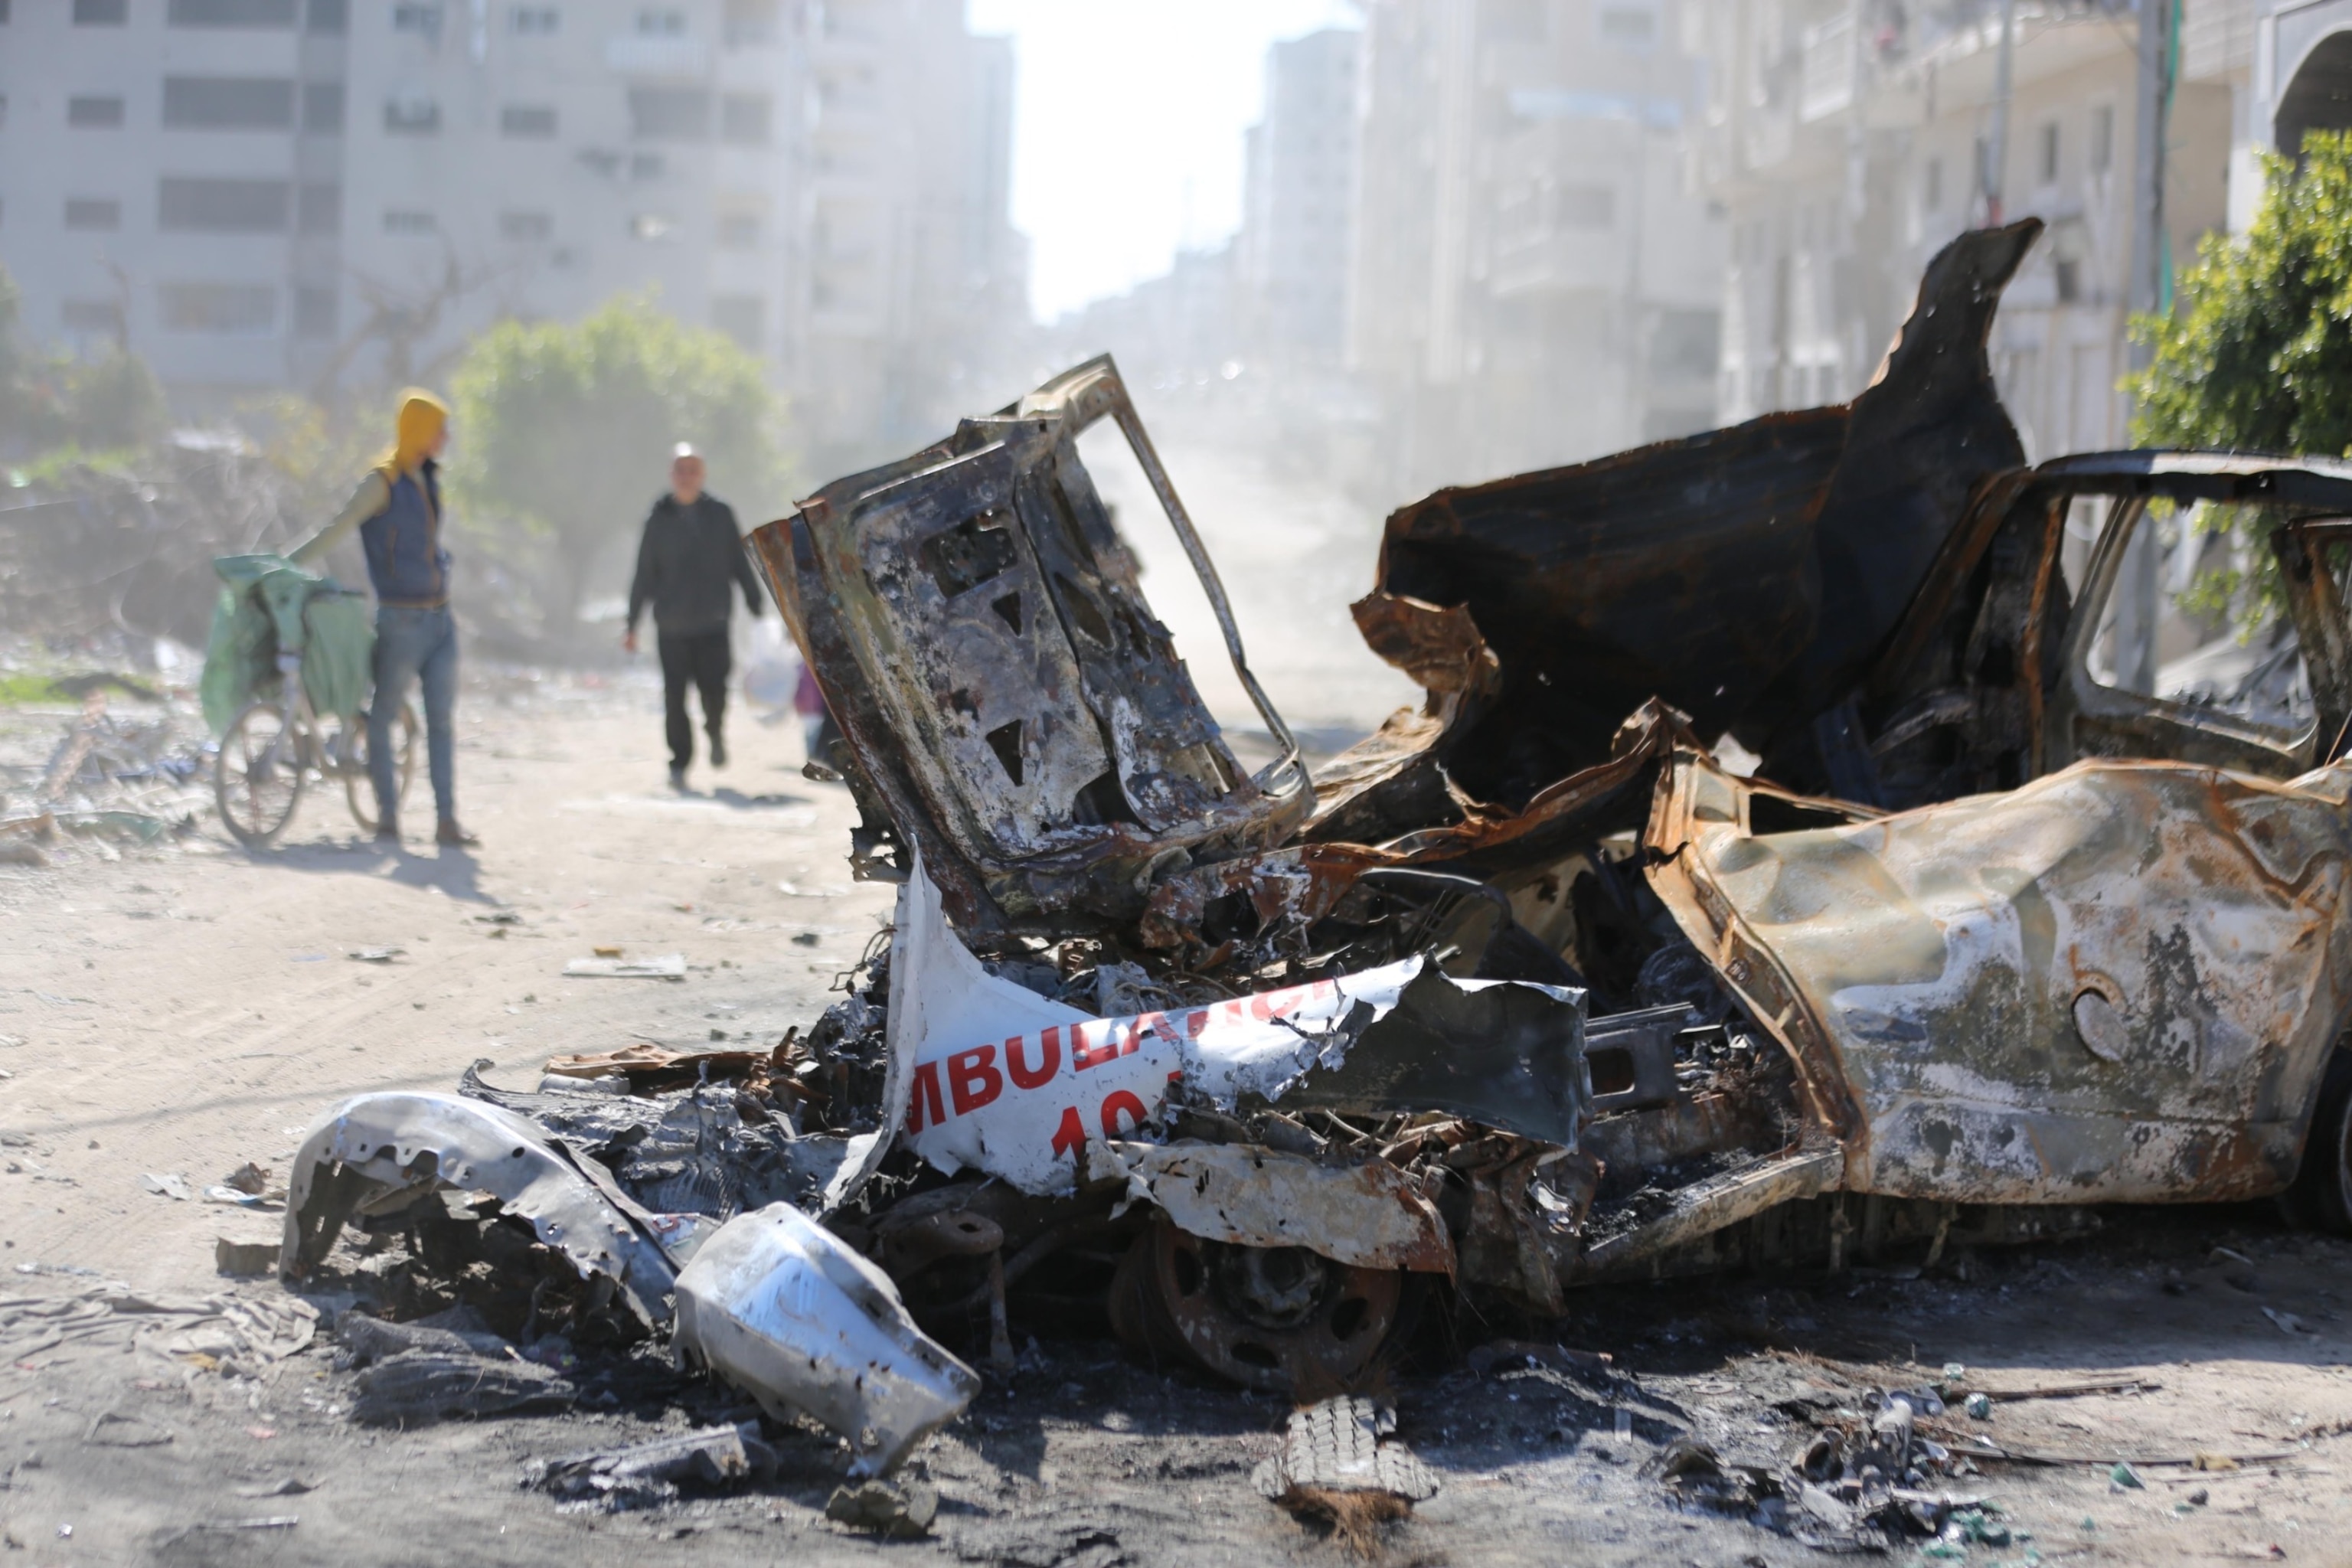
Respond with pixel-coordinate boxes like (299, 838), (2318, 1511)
(292, 390), (478, 847)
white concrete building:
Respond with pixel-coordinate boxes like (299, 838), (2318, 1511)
(0, 0), (1023, 455)
(1688, 0), (2246, 458)
(1345, 0), (1726, 496)
(1236, 28), (1357, 366)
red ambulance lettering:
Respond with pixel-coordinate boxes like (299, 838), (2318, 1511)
(907, 1060), (946, 1134)
(1071, 1019), (1136, 1071)
(1100, 1090), (1150, 1138)
(1007, 1027), (1060, 1089)
(947, 1044), (1003, 1116)
(1050, 1106), (1086, 1160)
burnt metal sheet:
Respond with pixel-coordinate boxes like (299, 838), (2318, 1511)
(1645, 743), (2352, 1204)
(749, 356), (1309, 931)
(279, 1092), (681, 1327)
(1101, 1139), (1454, 1274)
(1362, 220), (2040, 808)
(1568, 1148), (1843, 1279)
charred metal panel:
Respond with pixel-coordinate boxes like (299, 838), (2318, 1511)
(1646, 745), (2352, 1204)
(1364, 222), (2040, 808)
(750, 357), (1309, 929)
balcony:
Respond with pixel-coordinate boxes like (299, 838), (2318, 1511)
(1800, 11), (1854, 122)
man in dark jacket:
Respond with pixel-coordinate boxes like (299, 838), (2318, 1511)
(624, 446), (766, 788)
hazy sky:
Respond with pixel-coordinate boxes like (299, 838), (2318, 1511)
(965, 0), (1363, 322)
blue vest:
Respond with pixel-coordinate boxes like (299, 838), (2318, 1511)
(360, 462), (451, 608)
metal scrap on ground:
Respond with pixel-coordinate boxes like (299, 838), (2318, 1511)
(247, 220), (2352, 1553)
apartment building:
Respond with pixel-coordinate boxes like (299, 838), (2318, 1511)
(1687, 0), (2246, 458)
(796, 0), (1028, 466)
(0, 0), (1023, 457)
(1345, 0), (1726, 495)
(1235, 28), (1357, 366)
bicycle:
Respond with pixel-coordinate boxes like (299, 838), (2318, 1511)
(214, 647), (419, 849)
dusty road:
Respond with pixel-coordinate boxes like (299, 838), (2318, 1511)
(1, 446), (2350, 1564)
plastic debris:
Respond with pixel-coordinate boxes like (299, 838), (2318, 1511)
(524, 1421), (776, 1511)
(564, 954), (687, 981)
(139, 1172), (193, 1201)
(348, 1350), (574, 1426)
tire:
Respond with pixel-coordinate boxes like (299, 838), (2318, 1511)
(340, 702), (419, 834)
(214, 702), (306, 850)
(2289, 1045), (2352, 1235)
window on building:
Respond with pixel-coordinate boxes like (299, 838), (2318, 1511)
(159, 282), (276, 332)
(2038, 121), (2060, 185)
(498, 208), (552, 240)
(2091, 104), (2115, 175)
(724, 0), (776, 45)
(501, 103), (557, 136)
(1924, 155), (1943, 212)
(391, 2), (440, 37)
(1598, 4), (1655, 47)
(307, 0), (348, 32)
(64, 198), (122, 230)
(384, 94), (440, 133)
(510, 3), (557, 31)
(67, 96), (127, 129)
(717, 211), (760, 248)
(164, 77), (297, 129)
(710, 295), (763, 351)
(1556, 185), (1615, 230)
(73, 0), (128, 24)
(297, 181), (339, 231)
(383, 209), (433, 234)
(302, 81), (345, 132)
(61, 299), (121, 332)
(158, 176), (290, 230)
(636, 6), (684, 34)
(168, 0), (299, 24)
(720, 92), (770, 144)
(294, 285), (338, 337)
(629, 86), (710, 140)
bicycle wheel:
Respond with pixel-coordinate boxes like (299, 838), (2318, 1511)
(214, 701), (307, 849)
(341, 702), (420, 833)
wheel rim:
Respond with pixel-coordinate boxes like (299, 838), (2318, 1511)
(217, 707), (301, 842)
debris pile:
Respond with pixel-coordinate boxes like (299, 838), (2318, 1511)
(260, 217), (2352, 1530)
(0, 673), (208, 859)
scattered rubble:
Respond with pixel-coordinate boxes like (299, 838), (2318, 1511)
(242, 220), (2352, 1539)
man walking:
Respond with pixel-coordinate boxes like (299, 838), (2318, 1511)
(291, 387), (475, 847)
(624, 445), (766, 789)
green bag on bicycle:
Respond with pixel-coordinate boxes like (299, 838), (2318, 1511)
(200, 555), (374, 736)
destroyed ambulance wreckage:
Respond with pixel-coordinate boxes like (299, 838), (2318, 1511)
(279, 217), (2352, 1478)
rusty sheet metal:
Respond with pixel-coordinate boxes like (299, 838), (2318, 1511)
(1099, 1139), (1454, 1274)
(1566, 1148), (1842, 1279)
(1364, 220), (2040, 808)
(1645, 743), (2352, 1204)
(747, 356), (1308, 931)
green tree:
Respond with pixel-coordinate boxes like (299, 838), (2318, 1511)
(2130, 131), (2352, 454)
(0, 264), (167, 459)
(445, 292), (786, 629)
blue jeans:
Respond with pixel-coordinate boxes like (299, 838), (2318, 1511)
(372, 605), (457, 826)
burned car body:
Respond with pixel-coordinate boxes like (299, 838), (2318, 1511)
(743, 209), (2352, 1332)
(274, 220), (2352, 1436)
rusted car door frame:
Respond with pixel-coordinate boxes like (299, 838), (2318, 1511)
(1860, 452), (2352, 800)
(2040, 454), (2352, 776)
(750, 357), (1312, 933)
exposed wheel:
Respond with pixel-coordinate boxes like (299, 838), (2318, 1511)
(2290, 1045), (2352, 1235)
(1109, 1210), (1401, 1393)
(214, 702), (306, 850)
(338, 702), (419, 834)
